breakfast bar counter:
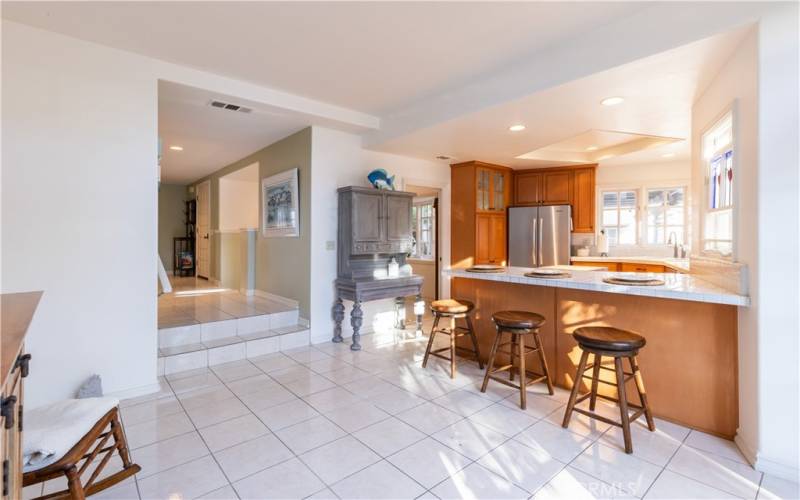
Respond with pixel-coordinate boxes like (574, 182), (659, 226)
(445, 267), (745, 438)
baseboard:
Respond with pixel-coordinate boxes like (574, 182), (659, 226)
(736, 433), (799, 482)
(106, 380), (162, 401)
(254, 289), (299, 309)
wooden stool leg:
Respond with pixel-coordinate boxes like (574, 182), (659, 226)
(562, 350), (590, 428)
(630, 356), (656, 431)
(111, 410), (134, 468)
(481, 329), (503, 392)
(509, 334), (518, 381)
(533, 330), (554, 395)
(66, 465), (86, 500)
(465, 315), (483, 369)
(421, 314), (440, 368)
(615, 357), (633, 453)
(517, 334), (527, 410)
(589, 354), (602, 411)
(449, 317), (457, 378)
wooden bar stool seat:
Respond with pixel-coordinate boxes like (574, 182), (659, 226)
(422, 299), (483, 378)
(481, 311), (553, 409)
(562, 326), (656, 454)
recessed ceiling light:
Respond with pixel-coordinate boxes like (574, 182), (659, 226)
(661, 152), (676, 158)
(508, 124), (526, 132)
(600, 96), (625, 106)
(169, 145), (184, 151)
(586, 146), (599, 152)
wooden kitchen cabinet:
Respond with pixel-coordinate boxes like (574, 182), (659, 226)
(620, 263), (667, 273)
(451, 161), (512, 267)
(573, 261), (619, 272)
(512, 164), (597, 233)
(542, 171), (572, 204)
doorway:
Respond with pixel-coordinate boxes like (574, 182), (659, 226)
(406, 184), (441, 303)
(196, 180), (211, 279)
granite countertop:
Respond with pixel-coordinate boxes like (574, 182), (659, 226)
(445, 266), (748, 306)
(571, 256), (691, 272)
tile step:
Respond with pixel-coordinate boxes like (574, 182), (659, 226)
(157, 325), (311, 376)
(158, 310), (300, 348)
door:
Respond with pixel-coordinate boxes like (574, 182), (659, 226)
(488, 214), (506, 265)
(351, 191), (383, 243)
(514, 172), (542, 205)
(507, 207), (538, 267)
(538, 205), (572, 266)
(386, 194), (412, 241)
(572, 167), (595, 233)
(196, 180), (210, 279)
(542, 171), (572, 204)
(475, 214), (491, 264)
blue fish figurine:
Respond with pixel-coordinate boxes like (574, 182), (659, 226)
(367, 169), (396, 190)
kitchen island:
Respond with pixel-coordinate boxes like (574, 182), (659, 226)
(446, 266), (747, 438)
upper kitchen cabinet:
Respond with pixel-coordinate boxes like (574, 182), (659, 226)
(451, 161), (512, 267)
(512, 164), (597, 233)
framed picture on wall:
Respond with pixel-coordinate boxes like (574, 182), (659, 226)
(262, 167), (299, 237)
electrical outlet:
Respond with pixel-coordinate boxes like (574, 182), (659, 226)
(325, 241), (335, 251)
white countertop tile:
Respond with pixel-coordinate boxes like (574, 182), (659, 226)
(445, 266), (749, 306)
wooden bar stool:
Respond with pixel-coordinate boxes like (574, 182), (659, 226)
(481, 311), (553, 409)
(562, 326), (656, 454)
(422, 299), (483, 378)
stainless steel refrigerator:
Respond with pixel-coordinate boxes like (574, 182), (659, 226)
(508, 205), (572, 267)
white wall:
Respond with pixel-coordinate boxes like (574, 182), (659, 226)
(309, 127), (451, 344)
(754, 3), (799, 480)
(219, 164), (259, 231)
(2, 21), (159, 407)
(691, 28), (762, 472)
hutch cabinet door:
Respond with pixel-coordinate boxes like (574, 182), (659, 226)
(351, 191), (383, 243)
(385, 194), (412, 241)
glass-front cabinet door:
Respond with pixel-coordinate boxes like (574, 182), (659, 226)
(493, 171), (505, 211)
(476, 168), (491, 211)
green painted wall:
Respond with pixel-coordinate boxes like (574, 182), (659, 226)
(193, 128), (311, 317)
(158, 184), (188, 271)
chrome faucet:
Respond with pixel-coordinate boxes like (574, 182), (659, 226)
(667, 232), (682, 258)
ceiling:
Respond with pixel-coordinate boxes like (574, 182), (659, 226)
(372, 25), (751, 169)
(158, 81), (309, 184)
(2, 1), (644, 115)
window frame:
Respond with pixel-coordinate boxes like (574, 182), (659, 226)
(410, 197), (436, 261)
(699, 105), (738, 260)
(644, 186), (687, 246)
(596, 182), (689, 248)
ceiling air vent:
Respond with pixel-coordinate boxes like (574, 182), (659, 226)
(208, 100), (252, 114)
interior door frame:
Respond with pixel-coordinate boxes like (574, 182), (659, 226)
(196, 180), (211, 279)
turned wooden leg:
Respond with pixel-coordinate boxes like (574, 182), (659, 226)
(509, 333), (518, 382)
(615, 357), (633, 453)
(481, 328), (503, 393)
(332, 297), (345, 343)
(589, 354), (602, 410)
(534, 330), (554, 395)
(449, 317), (457, 378)
(111, 409), (134, 468)
(562, 350), (590, 428)
(517, 334), (527, 410)
(65, 466), (86, 500)
(465, 314), (483, 369)
(630, 356), (656, 431)
(350, 301), (363, 351)
(422, 314), (440, 368)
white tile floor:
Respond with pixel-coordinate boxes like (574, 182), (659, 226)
(25, 328), (799, 500)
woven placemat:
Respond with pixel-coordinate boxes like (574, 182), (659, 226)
(524, 272), (571, 279)
(603, 277), (665, 286)
(466, 267), (506, 273)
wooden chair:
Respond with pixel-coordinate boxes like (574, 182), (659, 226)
(23, 407), (140, 499)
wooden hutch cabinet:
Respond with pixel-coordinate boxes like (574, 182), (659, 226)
(451, 161), (511, 266)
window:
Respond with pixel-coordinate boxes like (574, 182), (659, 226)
(601, 190), (637, 245)
(411, 199), (436, 260)
(702, 111), (734, 256)
(646, 187), (685, 245)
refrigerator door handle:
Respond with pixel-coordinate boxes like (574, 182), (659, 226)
(532, 218), (538, 266)
(538, 217), (544, 266)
